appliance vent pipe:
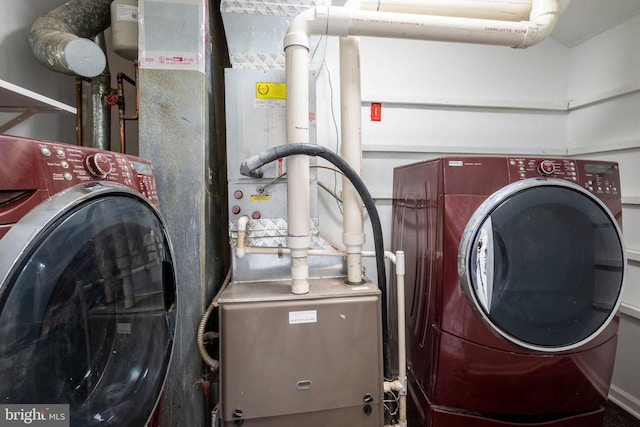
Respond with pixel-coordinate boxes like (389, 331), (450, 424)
(340, 35), (364, 285)
(29, 0), (113, 78)
(283, 0), (567, 291)
(345, 0), (533, 20)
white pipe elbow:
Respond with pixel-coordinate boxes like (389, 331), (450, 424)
(285, 6), (353, 47)
(235, 215), (250, 259)
(515, 0), (565, 48)
(285, 7), (331, 49)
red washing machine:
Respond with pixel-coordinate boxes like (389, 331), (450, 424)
(390, 156), (625, 427)
(0, 135), (176, 426)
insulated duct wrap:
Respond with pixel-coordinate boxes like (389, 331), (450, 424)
(29, 0), (113, 78)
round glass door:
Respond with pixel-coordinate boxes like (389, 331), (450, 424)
(0, 183), (176, 426)
(459, 178), (625, 352)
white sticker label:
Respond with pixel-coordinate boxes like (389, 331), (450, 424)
(289, 310), (317, 324)
(139, 0), (204, 72)
(117, 4), (138, 21)
(448, 160), (464, 167)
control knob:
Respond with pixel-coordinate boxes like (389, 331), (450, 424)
(85, 153), (113, 178)
(537, 160), (555, 176)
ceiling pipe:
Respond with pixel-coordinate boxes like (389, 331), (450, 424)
(29, 0), (113, 78)
(283, 0), (567, 294)
(344, 0), (533, 20)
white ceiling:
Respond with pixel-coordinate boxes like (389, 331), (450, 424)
(550, 0), (640, 47)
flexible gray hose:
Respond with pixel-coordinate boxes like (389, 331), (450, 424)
(197, 269), (231, 372)
(29, 0), (112, 77)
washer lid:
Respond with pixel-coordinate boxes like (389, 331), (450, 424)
(459, 178), (625, 353)
(0, 182), (176, 426)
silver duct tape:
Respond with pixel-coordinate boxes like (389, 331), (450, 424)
(221, 0), (317, 16)
(230, 52), (286, 69)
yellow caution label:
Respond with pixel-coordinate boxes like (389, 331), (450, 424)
(250, 194), (270, 202)
(256, 82), (286, 100)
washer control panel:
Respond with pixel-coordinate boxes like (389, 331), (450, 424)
(508, 157), (620, 198)
(0, 135), (159, 208)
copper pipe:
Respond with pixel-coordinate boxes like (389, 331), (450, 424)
(75, 77), (83, 146)
(116, 64), (139, 154)
(117, 75), (125, 153)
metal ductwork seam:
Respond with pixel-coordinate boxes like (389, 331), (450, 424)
(29, 0), (113, 78)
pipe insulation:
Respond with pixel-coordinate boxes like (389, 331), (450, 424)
(240, 142), (390, 374)
(29, 0), (113, 78)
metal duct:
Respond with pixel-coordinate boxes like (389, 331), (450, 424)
(29, 0), (113, 78)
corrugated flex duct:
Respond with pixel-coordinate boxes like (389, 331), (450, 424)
(29, 0), (113, 78)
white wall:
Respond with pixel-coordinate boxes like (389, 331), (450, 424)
(0, 0), (77, 144)
(315, 34), (571, 274)
(565, 14), (640, 418)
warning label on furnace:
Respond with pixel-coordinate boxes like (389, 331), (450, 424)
(256, 82), (286, 100)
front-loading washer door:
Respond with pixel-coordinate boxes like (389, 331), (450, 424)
(0, 182), (176, 426)
(459, 178), (625, 353)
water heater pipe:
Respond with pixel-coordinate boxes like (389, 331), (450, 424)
(283, 0), (566, 289)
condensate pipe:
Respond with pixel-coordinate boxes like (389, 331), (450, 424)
(284, 14), (327, 295)
(284, 0), (565, 290)
(339, 35), (365, 285)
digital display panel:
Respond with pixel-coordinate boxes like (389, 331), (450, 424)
(133, 161), (153, 175)
(584, 163), (614, 174)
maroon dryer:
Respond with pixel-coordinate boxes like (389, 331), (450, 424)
(0, 135), (176, 427)
(390, 156), (625, 427)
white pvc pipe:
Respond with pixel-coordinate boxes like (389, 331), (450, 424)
(285, 45), (313, 295)
(395, 251), (407, 425)
(283, 0), (565, 292)
(235, 215), (249, 259)
(381, 250), (407, 426)
(517, 0), (564, 48)
(238, 246), (349, 258)
(285, 0), (564, 48)
(326, 8), (551, 47)
(340, 35), (365, 285)
(347, 0), (532, 21)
